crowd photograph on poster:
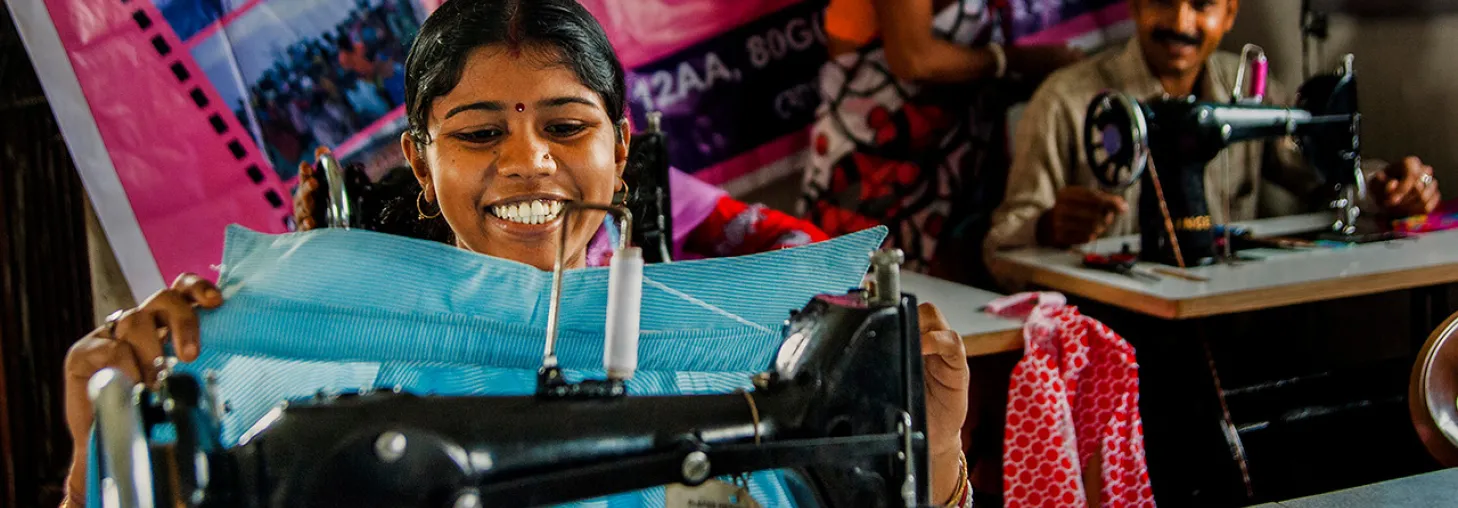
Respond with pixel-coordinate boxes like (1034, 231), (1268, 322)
(186, 0), (422, 182)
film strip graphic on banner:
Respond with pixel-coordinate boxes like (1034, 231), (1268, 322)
(10, 0), (292, 299)
(12, 0), (1135, 302)
(12, 0), (824, 300)
(126, 3), (290, 219)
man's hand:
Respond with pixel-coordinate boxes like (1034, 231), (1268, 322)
(1370, 156), (1441, 217)
(1037, 187), (1128, 248)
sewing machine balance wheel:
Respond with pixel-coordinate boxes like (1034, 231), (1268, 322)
(1085, 91), (1150, 191)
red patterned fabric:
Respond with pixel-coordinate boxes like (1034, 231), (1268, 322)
(799, 2), (1006, 275)
(986, 292), (1155, 508)
(686, 195), (831, 258)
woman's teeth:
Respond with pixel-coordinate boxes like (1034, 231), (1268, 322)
(491, 199), (564, 225)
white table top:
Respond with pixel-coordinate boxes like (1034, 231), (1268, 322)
(1249, 468), (1458, 508)
(899, 272), (1025, 357)
(993, 213), (1458, 319)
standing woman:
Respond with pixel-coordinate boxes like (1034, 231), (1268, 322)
(60, 1), (972, 506)
(799, 0), (1082, 281)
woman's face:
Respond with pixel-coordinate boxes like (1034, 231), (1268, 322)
(404, 45), (628, 271)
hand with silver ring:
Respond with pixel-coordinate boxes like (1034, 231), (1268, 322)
(103, 309), (125, 338)
(61, 274), (225, 506)
(1371, 156), (1441, 217)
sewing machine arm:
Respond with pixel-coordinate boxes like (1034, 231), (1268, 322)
(92, 290), (931, 508)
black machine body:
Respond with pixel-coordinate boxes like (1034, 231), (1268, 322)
(1084, 56), (1362, 266)
(88, 255), (935, 508)
(627, 111), (676, 264)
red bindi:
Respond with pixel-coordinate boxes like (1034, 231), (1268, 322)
(515, 103), (525, 112)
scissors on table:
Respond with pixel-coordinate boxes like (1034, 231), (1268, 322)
(1081, 250), (1162, 283)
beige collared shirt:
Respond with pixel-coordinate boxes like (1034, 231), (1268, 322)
(984, 38), (1327, 288)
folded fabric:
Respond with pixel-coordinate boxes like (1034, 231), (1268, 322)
(1391, 199), (1458, 234)
(88, 224), (888, 508)
(987, 292), (1155, 508)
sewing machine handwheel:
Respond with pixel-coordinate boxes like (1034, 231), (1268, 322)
(305, 155), (370, 230)
(1084, 91), (1149, 191)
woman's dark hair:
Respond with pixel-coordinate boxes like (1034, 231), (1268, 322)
(403, 0), (627, 146)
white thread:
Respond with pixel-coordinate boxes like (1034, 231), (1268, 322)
(1221, 152), (1233, 260)
(642, 277), (775, 334)
(605, 248), (643, 380)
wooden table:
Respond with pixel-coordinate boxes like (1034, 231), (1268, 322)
(993, 213), (1458, 319)
(899, 272), (1024, 357)
(1248, 468), (1458, 508)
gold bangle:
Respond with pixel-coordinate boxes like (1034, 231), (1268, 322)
(944, 451), (969, 506)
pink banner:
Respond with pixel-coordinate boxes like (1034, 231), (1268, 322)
(578, 0), (803, 68)
(1010, 1), (1133, 48)
(14, 0), (1130, 300)
(14, 0), (825, 298)
(35, 0), (291, 297)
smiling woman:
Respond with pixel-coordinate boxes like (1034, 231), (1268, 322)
(401, 40), (626, 270)
(389, 0), (630, 271)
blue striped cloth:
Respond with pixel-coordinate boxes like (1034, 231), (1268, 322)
(89, 224), (887, 507)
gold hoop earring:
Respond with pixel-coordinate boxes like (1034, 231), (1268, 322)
(613, 178), (630, 207)
(417, 190), (441, 220)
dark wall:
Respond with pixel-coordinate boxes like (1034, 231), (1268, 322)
(0, 6), (96, 507)
(1224, 2), (1458, 201)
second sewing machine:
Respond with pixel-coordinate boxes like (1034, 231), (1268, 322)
(1083, 47), (1379, 268)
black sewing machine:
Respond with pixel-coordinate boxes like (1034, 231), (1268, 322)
(1083, 51), (1364, 267)
(628, 111), (675, 263)
(87, 239), (934, 507)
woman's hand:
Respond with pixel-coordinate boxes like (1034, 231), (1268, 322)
(1006, 44), (1086, 82)
(62, 274), (224, 507)
(291, 147), (333, 232)
(919, 302), (970, 505)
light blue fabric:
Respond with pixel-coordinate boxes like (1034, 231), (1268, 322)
(88, 224), (887, 507)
